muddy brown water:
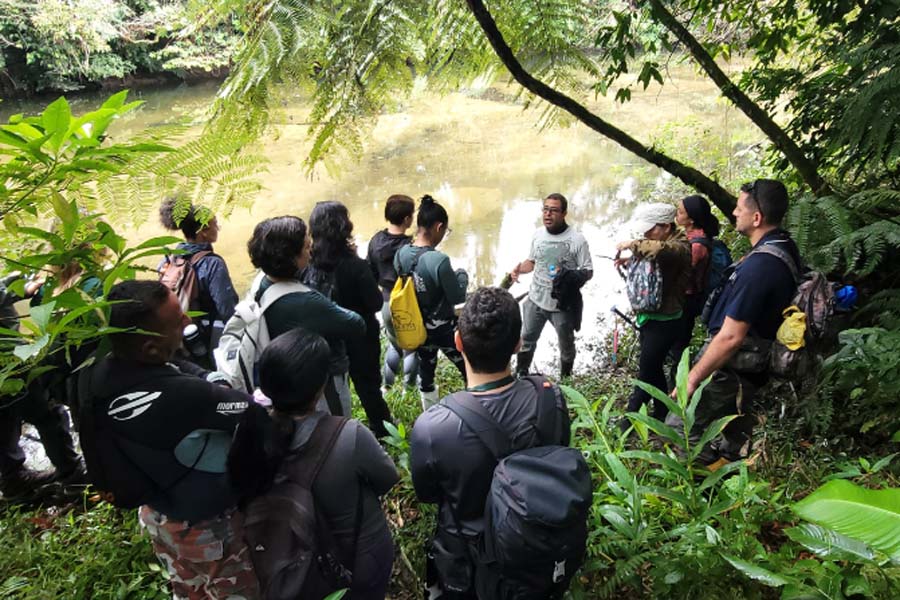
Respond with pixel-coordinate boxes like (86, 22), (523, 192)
(2, 68), (757, 374)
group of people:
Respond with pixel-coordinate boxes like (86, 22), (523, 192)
(0, 178), (802, 600)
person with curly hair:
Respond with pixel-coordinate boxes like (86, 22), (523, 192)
(158, 197), (238, 363)
(303, 201), (393, 438)
(393, 195), (468, 408)
(247, 216), (365, 416)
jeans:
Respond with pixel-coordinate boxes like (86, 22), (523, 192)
(417, 326), (466, 393)
(626, 317), (682, 420)
(664, 367), (760, 464)
(348, 319), (393, 437)
(517, 298), (577, 376)
(322, 373), (352, 417)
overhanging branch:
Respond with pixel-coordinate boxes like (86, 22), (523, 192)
(464, 0), (737, 217)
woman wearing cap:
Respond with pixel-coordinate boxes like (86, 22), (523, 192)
(671, 195), (721, 373)
(616, 203), (691, 421)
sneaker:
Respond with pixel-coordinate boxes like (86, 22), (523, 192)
(0, 467), (57, 499)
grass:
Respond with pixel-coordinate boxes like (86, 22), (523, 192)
(2, 345), (898, 599)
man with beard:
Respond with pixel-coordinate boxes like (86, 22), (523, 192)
(510, 193), (593, 377)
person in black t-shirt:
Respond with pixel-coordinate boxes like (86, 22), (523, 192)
(667, 179), (800, 467)
(367, 194), (420, 389)
(410, 287), (570, 599)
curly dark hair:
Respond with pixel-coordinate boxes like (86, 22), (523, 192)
(417, 194), (449, 229)
(248, 216), (307, 278)
(309, 201), (354, 271)
(159, 196), (213, 240)
(458, 286), (522, 373)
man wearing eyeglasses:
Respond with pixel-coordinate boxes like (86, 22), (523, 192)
(510, 193), (593, 378)
(670, 179), (801, 468)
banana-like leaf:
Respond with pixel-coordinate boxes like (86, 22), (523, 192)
(785, 523), (876, 561)
(722, 555), (792, 587)
(793, 480), (900, 558)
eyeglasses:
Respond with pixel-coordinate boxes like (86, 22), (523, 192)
(444, 226), (453, 238)
(743, 180), (766, 222)
(542, 206), (562, 214)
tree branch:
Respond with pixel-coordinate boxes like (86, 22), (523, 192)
(647, 0), (832, 196)
(464, 0), (737, 217)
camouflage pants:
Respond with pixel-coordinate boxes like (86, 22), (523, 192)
(139, 505), (260, 600)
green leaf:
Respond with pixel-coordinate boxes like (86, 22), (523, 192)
(42, 97), (72, 152)
(13, 333), (50, 361)
(784, 523), (876, 561)
(626, 411), (682, 446)
(619, 449), (689, 480)
(793, 480), (900, 558)
(322, 590), (347, 600)
(101, 90), (130, 110)
(632, 379), (681, 419)
(691, 415), (737, 461)
(29, 301), (56, 332)
(721, 555), (792, 587)
(132, 236), (183, 251)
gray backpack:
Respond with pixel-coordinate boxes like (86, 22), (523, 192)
(242, 416), (361, 600)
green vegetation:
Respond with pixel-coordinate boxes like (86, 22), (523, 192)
(0, 0), (240, 95)
(2, 0), (900, 597)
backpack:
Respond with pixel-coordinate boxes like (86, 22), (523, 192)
(621, 255), (663, 313)
(690, 236), (733, 299)
(214, 280), (311, 393)
(243, 415), (361, 600)
(752, 243), (835, 377)
(390, 249), (428, 350)
(443, 377), (592, 599)
(159, 250), (212, 313)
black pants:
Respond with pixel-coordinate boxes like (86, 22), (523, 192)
(348, 320), (393, 437)
(668, 296), (703, 384)
(0, 382), (80, 478)
(417, 326), (466, 393)
(627, 318), (682, 420)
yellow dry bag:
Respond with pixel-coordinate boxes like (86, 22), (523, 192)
(776, 305), (807, 351)
(390, 270), (427, 351)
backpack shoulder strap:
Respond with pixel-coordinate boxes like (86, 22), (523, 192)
(522, 375), (562, 445)
(258, 280), (312, 313)
(443, 392), (511, 460)
(281, 416), (349, 488)
(689, 235), (712, 249)
(188, 250), (214, 266)
(398, 246), (431, 277)
(751, 242), (801, 284)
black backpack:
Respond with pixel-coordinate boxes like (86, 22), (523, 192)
(444, 378), (592, 600)
(242, 415), (362, 600)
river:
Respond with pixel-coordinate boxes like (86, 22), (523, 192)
(2, 68), (757, 373)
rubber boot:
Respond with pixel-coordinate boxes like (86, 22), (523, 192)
(420, 389), (439, 410)
(560, 359), (574, 378)
(516, 350), (535, 377)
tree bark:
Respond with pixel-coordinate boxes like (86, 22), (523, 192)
(647, 0), (832, 196)
(464, 0), (737, 217)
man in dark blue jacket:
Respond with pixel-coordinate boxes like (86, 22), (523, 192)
(668, 179), (800, 467)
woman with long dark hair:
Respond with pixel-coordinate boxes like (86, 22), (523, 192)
(159, 197), (238, 363)
(228, 328), (398, 599)
(304, 201), (392, 437)
(393, 195), (468, 408)
(247, 215), (365, 416)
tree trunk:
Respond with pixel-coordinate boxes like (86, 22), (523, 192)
(647, 0), (832, 196)
(464, 0), (737, 217)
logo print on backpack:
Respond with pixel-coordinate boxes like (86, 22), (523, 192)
(108, 391), (161, 421)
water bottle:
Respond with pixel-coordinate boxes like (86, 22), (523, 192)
(183, 323), (208, 359)
(500, 272), (513, 289)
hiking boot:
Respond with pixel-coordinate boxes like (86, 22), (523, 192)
(420, 389), (439, 410)
(57, 460), (89, 488)
(0, 467), (57, 499)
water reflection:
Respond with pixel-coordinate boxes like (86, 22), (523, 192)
(2, 70), (755, 374)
